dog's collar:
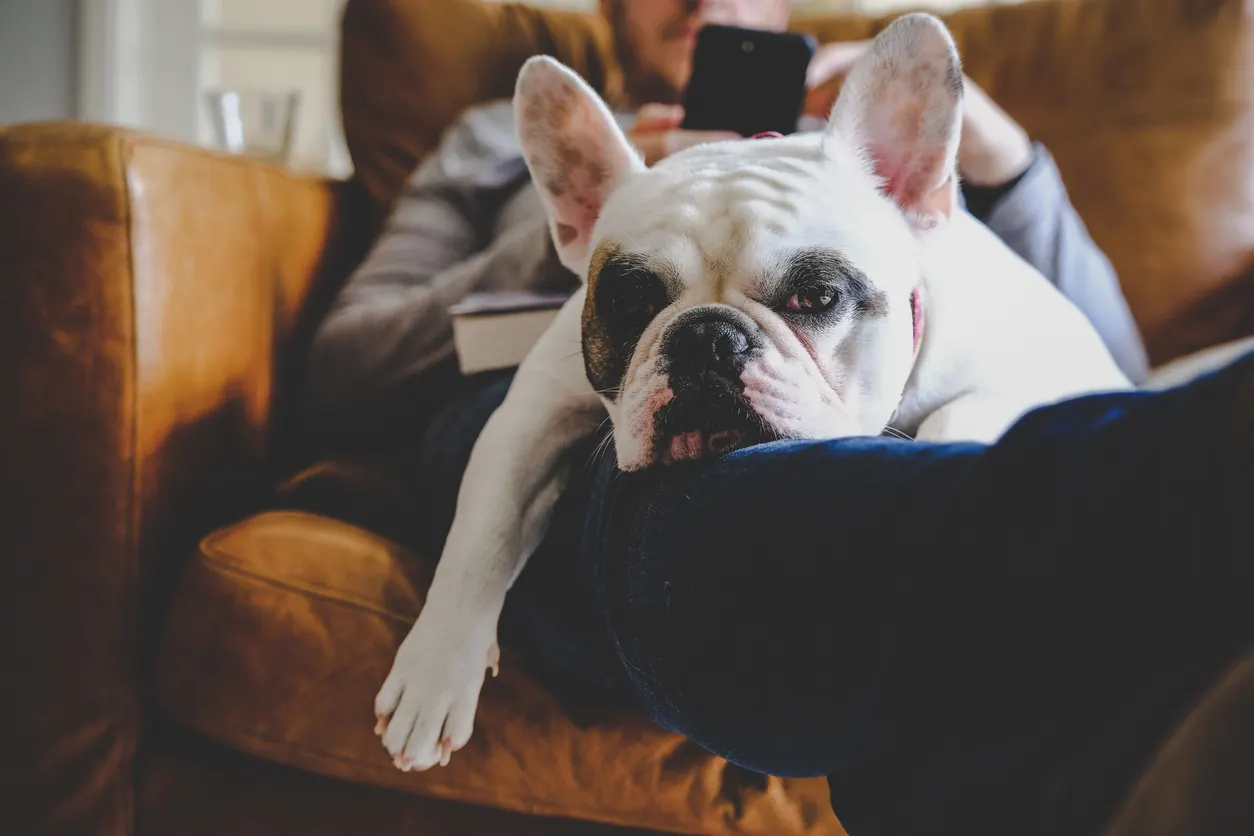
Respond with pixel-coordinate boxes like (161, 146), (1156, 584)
(911, 283), (925, 357)
(749, 131), (784, 140)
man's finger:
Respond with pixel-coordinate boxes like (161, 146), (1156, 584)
(805, 40), (871, 88)
(804, 85), (840, 119)
(634, 103), (685, 132)
(629, 134), (668, 166)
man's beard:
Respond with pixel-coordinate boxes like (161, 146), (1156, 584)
(606, 0), (687, 107)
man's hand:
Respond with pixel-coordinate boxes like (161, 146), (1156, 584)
(803, 40), (872, 119)
(954, 80), (1034, 187)
(803, 41), (1034, 188)
(627, 104), (740, 166)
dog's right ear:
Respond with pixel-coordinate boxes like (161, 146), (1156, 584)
(825, 14), (964, 232)
(515, 56), (645, 277)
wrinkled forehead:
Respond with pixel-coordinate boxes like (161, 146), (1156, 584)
(591, 138), (918, 291)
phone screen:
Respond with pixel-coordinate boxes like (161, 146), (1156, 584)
(681, 24), (817, 137)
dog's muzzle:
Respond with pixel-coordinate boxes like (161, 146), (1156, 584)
(653, 306), (770, 463)
(663, 306), (758, 384)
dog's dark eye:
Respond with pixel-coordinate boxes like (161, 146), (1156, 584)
(598, 266), (667, 328)
(785, 288), (836, 313)
(608, 287), (657, 321)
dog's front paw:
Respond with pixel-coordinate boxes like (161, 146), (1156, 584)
(374, 604), (500, 771)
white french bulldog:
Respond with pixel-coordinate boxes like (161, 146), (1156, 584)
(374, 13), (1131, 771)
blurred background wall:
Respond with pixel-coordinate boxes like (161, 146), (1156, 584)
(0, 0), (79, 123)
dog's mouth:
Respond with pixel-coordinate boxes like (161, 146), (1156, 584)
(651, 392), (776, 465)
(660, 426), (761, 464)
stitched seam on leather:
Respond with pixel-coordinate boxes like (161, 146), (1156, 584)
(202, 509), (410, 553)
(134, 133), (326, 181)
(190, 724), (714, 836)
(196, 545), (419, 624)
(3, 132), (319, 182)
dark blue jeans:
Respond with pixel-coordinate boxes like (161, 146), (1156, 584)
(414, 353), (1254, 836)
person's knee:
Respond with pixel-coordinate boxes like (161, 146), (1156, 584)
(596, 466), (805, 767)
(598, 470), (723, 724)
(590, 447), (897, 778)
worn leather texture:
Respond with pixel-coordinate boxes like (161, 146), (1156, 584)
(0, 124), (360, 835)
(156, 510), (843, 836)
(1101, 645), (1254, 836)
(341, 0), (1254, 366)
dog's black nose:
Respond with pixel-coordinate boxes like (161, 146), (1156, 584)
(664, 308), (756, 381)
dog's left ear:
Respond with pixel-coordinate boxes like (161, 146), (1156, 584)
(826, 13), (964, 230)
(515, 56), (646, 276)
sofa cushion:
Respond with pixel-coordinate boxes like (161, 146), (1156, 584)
(339, 0), (1254, 367)
(155, 511), (843, 836)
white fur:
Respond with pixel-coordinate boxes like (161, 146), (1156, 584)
(374, 13), (1131, 769)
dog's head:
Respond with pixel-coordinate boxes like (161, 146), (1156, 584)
(515, 13), (963, 470)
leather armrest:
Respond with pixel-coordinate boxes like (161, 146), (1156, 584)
(0, 123), (365, 835)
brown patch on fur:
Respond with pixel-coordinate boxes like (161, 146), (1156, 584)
(548, 142), (610, 217)
(545, 176), (568, 199)
(581, 244), (626, 400)
(520, 68), (616, 240)
(584, 156), (609, 190)
(520, 73), (580, 202)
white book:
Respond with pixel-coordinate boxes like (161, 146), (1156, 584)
(450, 291), (572, 374)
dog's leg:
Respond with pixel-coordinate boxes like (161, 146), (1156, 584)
(375, 289), (602, 771)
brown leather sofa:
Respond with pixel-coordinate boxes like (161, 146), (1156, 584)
(3, 1), (1253, 834)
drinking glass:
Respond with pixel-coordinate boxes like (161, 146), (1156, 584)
(204, 88), (300, 165)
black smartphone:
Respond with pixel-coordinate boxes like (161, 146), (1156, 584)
(681, 24), (817, 138)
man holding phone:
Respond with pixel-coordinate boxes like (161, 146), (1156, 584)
(307, 0), (1146, 443)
